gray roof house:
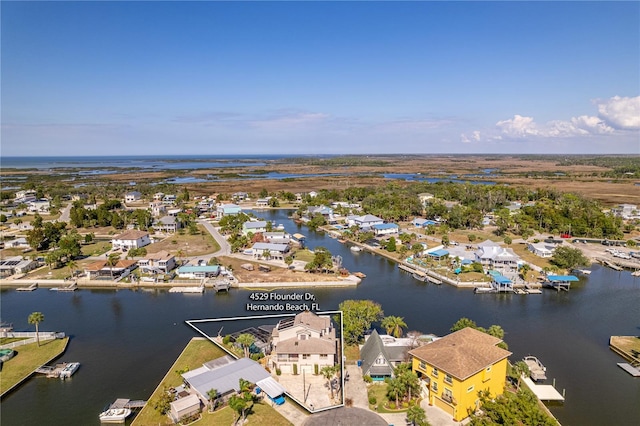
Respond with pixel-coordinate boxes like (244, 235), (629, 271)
(359, 330), (412, 380)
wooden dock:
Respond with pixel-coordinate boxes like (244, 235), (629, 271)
(213, 279), (232, 293)
(617, 363), (640, 377)
(522, 376), (565, 402)
(16, 282), (38, 291)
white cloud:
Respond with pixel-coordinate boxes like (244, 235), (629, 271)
(462, 95), (637, 143)
(596, 95), (640, 130)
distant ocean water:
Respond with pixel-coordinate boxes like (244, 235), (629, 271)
(0, 154), (310, 170)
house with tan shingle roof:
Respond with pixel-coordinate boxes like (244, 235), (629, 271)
(408, 327), (511, 422)
(270, 311), (337, 374)
(84, 259), (138, 280)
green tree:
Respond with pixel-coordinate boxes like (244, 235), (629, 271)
(207, 388), (218, 412)
(339, 299), (384, 345)
(551, 246), (590, 270)
(320, 364), (339, 399)
(381, 315), (407, 338)
(236, 333), (255, 358)
(386, 237), (397, 252)
(107, 253), (121, 279)
(153, 387), (173, 415)
(504, 235), (512, 245)
(67, 259), (78, 279)
(0, 214), (7, 223)
(450, 317), (478, 332)
(28, 312), (45, 346)
(406, 404), (430, 426)
(441, 234), (450, 247)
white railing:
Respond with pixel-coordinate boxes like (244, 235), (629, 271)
(0, 332), (65, 349)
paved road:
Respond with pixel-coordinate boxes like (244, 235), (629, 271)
(58, 203), (72, 223)
(197, 219), (231, 258)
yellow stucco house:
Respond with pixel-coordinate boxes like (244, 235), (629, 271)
(408, 327), (511, 421)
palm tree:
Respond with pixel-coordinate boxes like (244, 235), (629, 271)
(28, 312), (45, 346)
(176, 249), (185, 265)
(320, 365), (339, 399)
(206, 388), (218, 412)
(67, 259), (77, 280)
(236, 333), (255, 358)
(406, 404), (429, 426)
(381, 316), (407, 338)
(262, 249), (271, 260)
(107, 253), (120, 279)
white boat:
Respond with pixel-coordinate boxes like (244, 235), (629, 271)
(523, 355), (547, 381)
(350, 246), (362, 253)
(99, 408), (132, 423)
(474, 287), (497, 294)
(59, 362), (80, 379)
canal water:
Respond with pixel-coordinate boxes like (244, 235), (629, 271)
(1, 209), (639, 426)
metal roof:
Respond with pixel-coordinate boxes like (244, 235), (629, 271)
(547, 275), (579, 282)
(184, 357), (271, 398)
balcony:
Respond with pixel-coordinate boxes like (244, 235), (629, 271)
(441, 393), (457, 405)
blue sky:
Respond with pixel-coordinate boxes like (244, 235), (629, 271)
(2, 1), (639, 156)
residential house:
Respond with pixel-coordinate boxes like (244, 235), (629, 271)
(242, 220), (268, 235)
(263, 232), (292, 244)
(270, 311), (337, 374)
(307, 205), (334, 218)
(124, 191), (142, 203)
(527, 242), (555, 258)
(308, 191), (318, 198)
(28, 199), (50, 213)
(216, 203), (242, 219)
(71, 194), (88, 202)
(251, 242), (290, 260)
(5, 237), (29, 248)
(111, 230), (151, 250)
(182, 356), (285, 405)
(84, 259), (138, 280)
(149, 201), (167, 217)
(372, 223), (399, 236)
(169, 394), (201, 424)
(162, 194), (177, 205)
(612, 204), (640, 220)
(346, 214), (384, 230)
(359, 330), (413, 380)
(153, 216), (180, 234)
(138, 250), (176, 274)
(256, 198), (271, 207)
(409, 327), (511, 422)
(153, 192), (165, 201)
(0, 256), (39, 277)
(232, 192), (248, 202)
(474, 240), (520, 276)
(176, 265), (220, 279)
(15, 189), (37, 201)
(412, 218), (439, 228)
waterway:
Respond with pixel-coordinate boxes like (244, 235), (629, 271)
(1, 209), (639, 425)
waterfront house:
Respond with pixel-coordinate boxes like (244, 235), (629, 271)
(176, 265), (220, 279)
(270, 311), (337, 374)
(347, 214), (384, 230)
(27, 199), (50, 213)
(216, 203), (242, 219)
(138, 250), (176, 274)
(359, 330), (412, 380)
(263, 232), (292, 244)
(84, 259), (138, 280)
(5, 237), (29, 248)
(251, 242), (290, 260)
(611, 204), (640, 220)
(0, 256), (39, 277)
(256, 198), (271, 207)
(232, 192), (248, 202)
(162, 194), (177, 205)
(307, 205), (334, 218)
(527, 242), (555, 258)
(182, 356), (285, 405)
(111, 230), (151, 250)
(169, 394), (201, 424)
(124, 191), (142, 203)
(474, 240), (519, 276)
(242, 220), (268, 235)
(372, 223), (399, 236)
(153, 192), (165, 201)
(409, 327), (511, 422)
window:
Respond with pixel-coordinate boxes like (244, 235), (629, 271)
(467, 385), (475, 393)
(442, 388), (454, 403)
(303, 354), (309, 360)
(319, 354), (328, 359)
(486, 366), (492, 372)
(419, 361), (426, 370)
(432, 367), (439, 377)
(431, 381), (438, 393)
(444, 374), (453, 384)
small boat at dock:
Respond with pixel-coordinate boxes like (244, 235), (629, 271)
(99, 408), (132, 423)
(353, 272), (366, 278)
(523, 355), (547, 381)
(59, 362), (80, 379)
(350, 246), (362, 253)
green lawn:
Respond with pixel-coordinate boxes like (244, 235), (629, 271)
(292, 249), (315, 263)
(0, 337), (28, 345)
(367, 382), (413, 413)
(81, 241), (112, 257)
(0, 338), (69, 396)
(132, 338), (291, 426)
(344, 344), (360, 363)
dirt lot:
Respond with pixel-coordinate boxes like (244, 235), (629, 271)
(219, 256), (343, 284)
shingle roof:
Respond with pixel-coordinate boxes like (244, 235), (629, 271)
(85, 259), (137, 271)
(113, 229), (149, 240)
(360, 330), (393, 376)
(408, 327), (511, 380)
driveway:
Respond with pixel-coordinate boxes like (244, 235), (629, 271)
(197, 219), (231, 258)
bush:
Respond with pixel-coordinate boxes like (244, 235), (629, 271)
(276, 368), (281, 376)
(222, 336), (231, 344)
(369, 396), (377, 405)
(402, 402), (409, 408)
(314, 364), (319, 375)
(345, 398), (353, 407)
(363, 375), (373, 383)
(293, 364), (298, 375)
(389, 402), (396, 410)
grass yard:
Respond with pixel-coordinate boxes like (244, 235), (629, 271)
(343, 344), (360, 363)
(133, 338), (291, 426)
(511, 243), (552, 270)
(0, 338), (69, 396)
(291, 249), (315, 263)
(0, 337), (28, 345)
(80, 240), (112, 257)
(145, 225), (220, 257)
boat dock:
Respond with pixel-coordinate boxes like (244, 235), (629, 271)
(617, 363), (640, 377)
(50, 282), (78, 292)
(35, 361), (80, 379)
(16, 282), (38, 291)
(522, 376), (565, 402)
(108, 398), (147, 409)
(609, 336), (640, 376)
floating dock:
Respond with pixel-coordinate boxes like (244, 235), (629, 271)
(522, 376), (565, 402)
(35, 361), (80, 379)
(617, 363), (640, 377)
(50, 282), (78, 292)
